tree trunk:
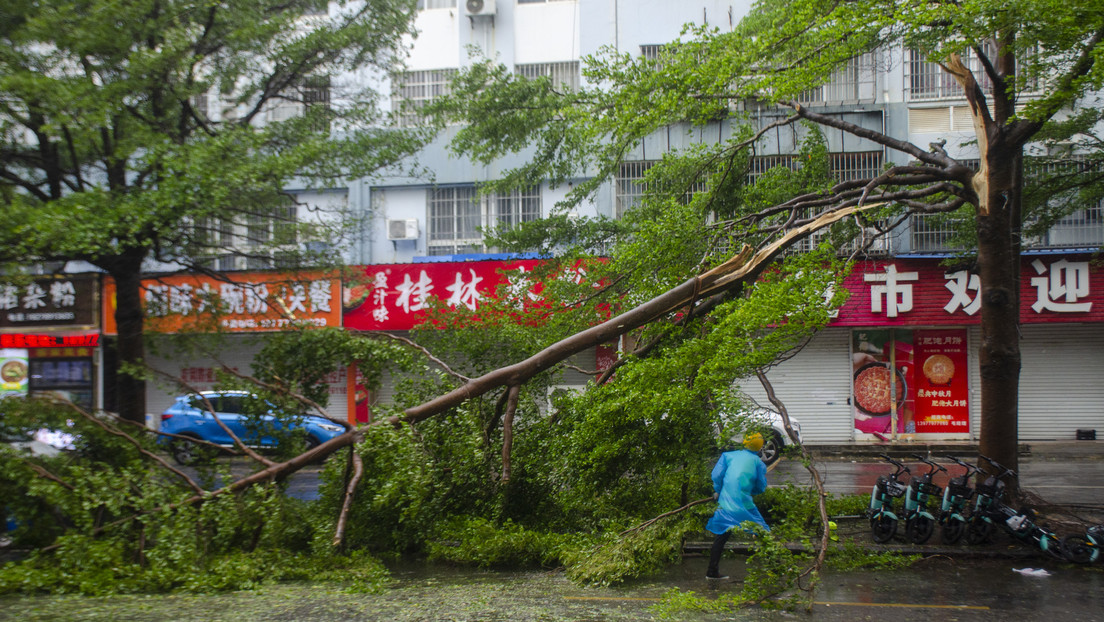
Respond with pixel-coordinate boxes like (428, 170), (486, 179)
(111, 254), (148, 425)
(976, 149), (1022, 474)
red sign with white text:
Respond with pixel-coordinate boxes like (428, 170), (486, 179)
(832, 255), (1104, 326)
(344, 260), (575, 331)
(912, 329), (970, 433)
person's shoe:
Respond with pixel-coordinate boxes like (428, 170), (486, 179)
(705, 572), (729, 580)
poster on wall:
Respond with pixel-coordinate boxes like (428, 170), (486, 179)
(851, 328), (969, 437)
(852, 329), (915, 436)
(0, 348), (30, 399)
(912, 329), (970, 433)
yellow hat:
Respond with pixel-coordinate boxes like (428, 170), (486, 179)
(742, 432), (764, 452)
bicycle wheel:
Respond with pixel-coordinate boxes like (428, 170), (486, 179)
(906, 515), (935, 544)
(871, 514), (897, 543)
(1061, 534), (1099, 564)
(941, 517), (966, 545)
(966, 517), (993, 545)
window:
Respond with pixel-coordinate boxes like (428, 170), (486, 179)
(515, 62), (580, 92)
(796, 53), (876, 104)
(266, 76), (331, 129)
(518, 0), (575, 4)
(1025, 157), (1104, 248)
(393, 69), (456, 127)
(417, 0), (455, 8)
(615, 161), (707, 219)
(746, 152), (890, 253)
(428, 187), (482, 256)
(905, 44), (1040, 101)
(746, 151), (883, 184)
(491, 186), (542, 228)
(427, 186), (542, 255)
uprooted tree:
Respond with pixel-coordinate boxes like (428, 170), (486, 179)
(431, 0), (1104, 476)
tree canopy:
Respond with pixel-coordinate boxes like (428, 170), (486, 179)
(0, 0), (426, 422)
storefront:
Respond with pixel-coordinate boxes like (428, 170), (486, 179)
(740, 254), (1104, 444)
(0, 275), (101, 410)
(101, 271), (343, 426)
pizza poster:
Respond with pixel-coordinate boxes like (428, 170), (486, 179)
(852, 329), (915, 436)
(851, 328), (969, 437)
(911, 329), (970, 433)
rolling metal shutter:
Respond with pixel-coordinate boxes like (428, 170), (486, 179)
(1017, 324), (1104, 441)
(737, 329), (855, 443)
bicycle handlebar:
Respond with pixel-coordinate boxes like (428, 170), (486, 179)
(910, 453), (947, 473)
(978, 454), (1018, 478)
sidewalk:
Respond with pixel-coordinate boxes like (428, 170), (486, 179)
(803, 440), (1104, 462)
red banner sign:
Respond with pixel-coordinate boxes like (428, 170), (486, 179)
(344, 259), (569, 331)
(831, 255), (1104, 326)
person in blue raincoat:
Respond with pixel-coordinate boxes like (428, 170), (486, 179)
(705, 432), (769, 579)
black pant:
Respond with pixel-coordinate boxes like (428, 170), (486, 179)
(706, 530), (731, 576)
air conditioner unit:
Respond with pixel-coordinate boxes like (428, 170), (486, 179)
(387, 218), (419, 241)
(464, 0), (495, 16)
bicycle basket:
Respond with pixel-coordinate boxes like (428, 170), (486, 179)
(976, 477), (1004, 498)
(918, 481), (943, 497)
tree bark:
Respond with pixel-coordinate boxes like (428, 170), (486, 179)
(111, 252), (149, 425)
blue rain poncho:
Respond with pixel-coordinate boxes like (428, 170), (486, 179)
(705, 448), (769, 534)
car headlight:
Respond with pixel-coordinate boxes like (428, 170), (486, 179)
(316, 423), (344, 433)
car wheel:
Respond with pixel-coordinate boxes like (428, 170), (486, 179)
(169, 436), (213, 466)
(759, 432), (785, 466)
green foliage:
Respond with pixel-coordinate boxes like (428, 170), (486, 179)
(426, 516), (584, 568)
(825, 541), (920, 572)
(0, 398), (382, 596)
(561, 512), (707, 588)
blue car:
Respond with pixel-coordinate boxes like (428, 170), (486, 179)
(159, 391), (346, 465)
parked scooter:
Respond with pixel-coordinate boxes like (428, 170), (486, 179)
(901, 454), (946, 544)
(868, 454), (910, 543)
(938, 455), (978, 545)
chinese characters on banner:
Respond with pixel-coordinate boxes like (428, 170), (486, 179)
(102, 271), (341, 334)
(0, 276), (96, 328)
(343, 260), (559, 331)
(833, 256), (1103, 326)
(912, 329), (969, 434)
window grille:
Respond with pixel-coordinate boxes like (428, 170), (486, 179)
(1026, 157), (1104, 248)
(393, 69), (456, 127)
(615, 161), (707, 219)
(906, 44), (1040, 101)
(417, 0), (455, 9)
(427, 186), (542, 254)
(515, 62), (580, 92)
(796, 54), (876, 104)
(491, 186), (542, 229)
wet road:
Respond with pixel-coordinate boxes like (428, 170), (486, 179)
(3, 555), (1100, 621)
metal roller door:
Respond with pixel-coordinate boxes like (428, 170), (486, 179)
(737, 329), (855, 444)
(1017, 324), (1104, 441)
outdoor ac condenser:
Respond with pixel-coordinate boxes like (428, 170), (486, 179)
(387, 218), (419, 241)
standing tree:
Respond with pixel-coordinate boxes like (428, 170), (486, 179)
(0, 0), (425, 423)
(432, 0), (1104, 474)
